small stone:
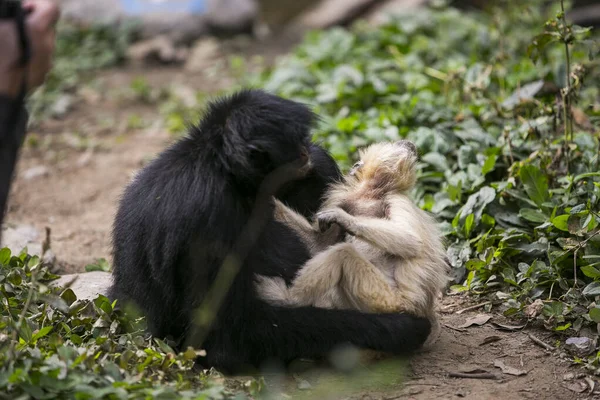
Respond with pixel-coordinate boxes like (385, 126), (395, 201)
(563, 372), (575, 381)
(184, 38), (222, 72)
(297, 379), (312, 390)
(127, 35), (189, 65)
(565, 337), (597, 357)
(293, 0), (379, 30)
(50, 271), (112, 301)
(51, 94), (73, 117)
(1, 224), (43, 257)
(22, 165), (49, 181)
(41, 249), (58, 273)
(205, 0), (257, 34)
(366, 0), (429, 25)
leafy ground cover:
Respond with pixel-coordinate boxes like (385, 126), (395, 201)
(260, 0), (600, 349)
(2, 0), (600, 398)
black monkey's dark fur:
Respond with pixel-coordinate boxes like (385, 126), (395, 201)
(108, 89), (431, 373)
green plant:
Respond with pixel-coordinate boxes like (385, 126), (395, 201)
(257, 1), (600, 342)
(0, 247), (260, 398)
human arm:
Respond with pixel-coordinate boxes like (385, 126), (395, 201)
(0, 0), (60, 235)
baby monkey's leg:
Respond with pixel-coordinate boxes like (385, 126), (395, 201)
(289, 243), (401, 313)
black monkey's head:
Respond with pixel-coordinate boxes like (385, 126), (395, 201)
(194, 89), (316, 185)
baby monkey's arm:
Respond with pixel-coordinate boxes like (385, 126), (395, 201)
(317, 199), (423, 258)
(272, 198), (344, 255)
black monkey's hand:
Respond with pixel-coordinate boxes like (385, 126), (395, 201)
(317, 208), (352, 233)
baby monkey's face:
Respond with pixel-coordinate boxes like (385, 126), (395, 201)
(393, 140), (417, 157)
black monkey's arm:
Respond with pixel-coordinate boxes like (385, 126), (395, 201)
(272, 198), (341, 255)
(251, 304), (431, 364)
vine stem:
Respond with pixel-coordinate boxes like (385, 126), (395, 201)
(560, 0), (573, 172)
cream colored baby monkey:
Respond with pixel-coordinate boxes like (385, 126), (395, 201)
(255, 140), (449, 334)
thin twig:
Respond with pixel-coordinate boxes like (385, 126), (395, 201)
(456, 301), (491, 314)
(444, 323), (467, 333)
(528, 333), (554, 351)
(560, 0), (573, 172)
(404, 382), (440, 387)
(448, 372), (498, 380)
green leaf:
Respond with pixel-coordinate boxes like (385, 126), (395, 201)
(589, 308), (600, 323)
(519, 165), (550, 208)
(569, 204), (587, 214)
(527, 32), (558, 63)
(551, 215), (570, 232)
(573, 172), (600, 182)
(421, 152), (449, 171)
(519, 208), (547, 223)
(583, 282), (600, 296)
(464, 214), (475, 237)
(481, 155), (497, 175)
(555, 323), (571, 331)
(0, 248), (11, 265)
(18, 321), (33, 343)
(581, 266), (600, 280)
(61, 288), (77, 306)
(85, 258), (111, 272)
(32, 326), (53, 342)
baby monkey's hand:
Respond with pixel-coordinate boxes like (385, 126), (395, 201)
(317, 208), (352, 234)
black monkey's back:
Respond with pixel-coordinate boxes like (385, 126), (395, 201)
(109, 89), (431, 373)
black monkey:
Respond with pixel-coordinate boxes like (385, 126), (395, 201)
(108, 89), (431, 373)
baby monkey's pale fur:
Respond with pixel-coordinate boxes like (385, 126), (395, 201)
(255, 140), (449, 343)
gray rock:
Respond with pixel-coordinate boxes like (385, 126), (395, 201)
(22, 165), (50, 181)
(1, 224), (43, 257)
(58, 0), (123, 23)
(365, 0), (429, 25)
(565, 336), (597, 357)
(205, 0), (258, 33)
(184, 37), (222, 72)
(127, 35), (189, 64)
(59, 0), (259, 44)
(51, 271), (112, 301)
(292, 0), (380, 30)
(41, 249), (59, 273)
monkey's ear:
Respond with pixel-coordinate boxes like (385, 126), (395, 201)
(248, 144), (273, 172)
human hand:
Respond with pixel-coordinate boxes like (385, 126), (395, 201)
(0, 0), (60, 98)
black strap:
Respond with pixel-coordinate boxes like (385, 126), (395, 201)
(14, 3), (31, 97)
(0, 2), (32, 237)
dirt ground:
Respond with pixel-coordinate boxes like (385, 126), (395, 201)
(272, 296), (587, 400)
(4, 44), (599, 400)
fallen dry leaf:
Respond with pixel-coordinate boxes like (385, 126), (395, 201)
(457, 314), (491, 328)
(525, 299), (544, 319)
(565, 380), (587, 394)
(460, 368), (490, 374)
(585, 377), (595, 394)
(479, 336), (502, 346)
(491, 322), (526, 331)
(493, 359), (527, 376)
